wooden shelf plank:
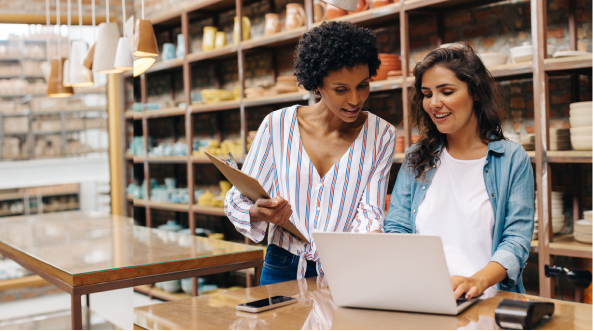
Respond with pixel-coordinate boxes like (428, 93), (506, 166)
(187, 45), (238, 64)
(190, 100), (241, 114)
(488, 62), (533, 78)
(146, 58), (184, 75)
(243, 91), (310, 107)
(241, 27), (306, 50)
(392, 153), (406, 163)
(126, 194), (134, 201)
(0, 192), (23, 202)
(0, 275), (49, 292)
(125, 110), (134, 119)
(137, 156), (188, 164)
(544, 55), (593, 72)
(549, 234), (592, 259)
(134, 285), (191, 302)
(547, 150), (592, 163)
(146, 201), (190, 212)
(314, 3), (401, 27)
(125, 154), (134, 160)
(193, 205), (226, 216)
(191, 155), (245, 164)
(135, 107), (186, 120)
(370, 76), (414, 92)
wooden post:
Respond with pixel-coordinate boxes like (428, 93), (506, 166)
(400, 6), (411, 149)
(141, 74), (152, 228)
(108, 73), (125, 216)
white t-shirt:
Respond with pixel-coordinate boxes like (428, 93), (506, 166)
(415, 148), (495, 279)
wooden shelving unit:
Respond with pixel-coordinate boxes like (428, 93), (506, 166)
(134, 285), (191, 302)
(122, 0), (592, 300)
(0, 275), (49, 292)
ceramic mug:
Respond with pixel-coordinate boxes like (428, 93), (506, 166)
(203, 26), (218, 51)
(162, 43), (176, 61)
(176, 34), (185, 58)
(313, 2), (327, 23)
(326, 3), (348, 19)
(215, 31), (227, 48)
(371, 0), (394, 8)
(286, 3), (306, 30)
(264, 13), (281, 36)
(233, 16), (251, 44)
(348, 0), (369, 14)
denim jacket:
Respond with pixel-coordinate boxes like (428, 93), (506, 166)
(384, 139), (534, 293)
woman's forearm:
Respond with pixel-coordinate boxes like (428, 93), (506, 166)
(471, 261), (508, 290)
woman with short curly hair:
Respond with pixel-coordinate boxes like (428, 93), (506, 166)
(225, 21), (396, 285)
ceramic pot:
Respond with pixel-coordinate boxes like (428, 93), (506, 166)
(371, 0), (394, 8)
(176, 34), (185, 58)
(313, 2), (327, 23)
(286, 3), (306, 30)
(215, 31), (227, 48)
(348, 0), (369, 14)
(233, 16), (251, 44)
(162, 43), (176, 61)
(264, 13), (281, 36)
(327, 3), (348, 19)
(203, 26), (217, 51)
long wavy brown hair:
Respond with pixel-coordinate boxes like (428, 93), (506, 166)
(406, 43), (506, 180)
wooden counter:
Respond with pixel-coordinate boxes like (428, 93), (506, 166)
(134, 278), (592, 330)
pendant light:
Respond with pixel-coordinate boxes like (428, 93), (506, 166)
(62, 0), (72, 87)
(93, 0), (120, 73)
(82, 0), (96, 70)
(69, 0), (94, 87)
(47, 0), (74, 98)
(112, 0), (133, 72)
(133, 0), (158, 77)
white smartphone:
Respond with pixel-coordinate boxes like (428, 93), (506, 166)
(236, 296), (297, 313)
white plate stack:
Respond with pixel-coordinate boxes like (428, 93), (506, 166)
(520, 134), (535, 151)
(549, 128), (571, 151)
(569, 101), (592, 151)
(534, 191), (564, 239)
(574, 211), (592, 244)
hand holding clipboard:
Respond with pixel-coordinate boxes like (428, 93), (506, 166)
(204, 151), (310, 244)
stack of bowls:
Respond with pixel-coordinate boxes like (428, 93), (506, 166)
(549, 128), (571, 151)
(478, 52), (508, 67)
(569, 101), (592, 151)
(510, 42), (556, 63)
(574, 211), (592, 244)
(520, 134), (535, 151)
(274, 76), (299, 93)
(373, 54), (401, 81)
(201, 89), (234, 104)
(534, 191), (564, 239)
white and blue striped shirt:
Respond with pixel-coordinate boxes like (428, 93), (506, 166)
(224, 105), (396, 279)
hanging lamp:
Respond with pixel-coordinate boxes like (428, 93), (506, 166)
(47, 0), (74, 98)
(113, 0), (133, 72)
(82, 0), (96, 70)
(62, 0), (72, 87)
(93, 0), (120, 73)
(70, 0), (94, 87)
(133, 0), (158, 77)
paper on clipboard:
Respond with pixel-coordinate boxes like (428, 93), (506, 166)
(204, 151), (310, 244)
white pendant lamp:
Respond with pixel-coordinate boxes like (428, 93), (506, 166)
(133, 0), (158, 76)
(92, 0), (120, 73)
(70, 0), (93, 87)
(82, 0), (96, 70)
(62, 0), (72, 87)
(47, 0), (73, 98)
(113, 0), (133, 72)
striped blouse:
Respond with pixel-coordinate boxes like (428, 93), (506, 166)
(224, 105), (396, 279)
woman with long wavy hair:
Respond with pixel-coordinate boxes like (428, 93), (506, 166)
(384, 43), (534, 299)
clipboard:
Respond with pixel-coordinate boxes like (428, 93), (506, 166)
(205, 151), (310, 244)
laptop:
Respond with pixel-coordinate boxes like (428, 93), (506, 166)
(312, 232), (479, 315)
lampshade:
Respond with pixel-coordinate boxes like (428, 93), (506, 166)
(47, 57), (74, 97)
(125, 16), (139, 61)
(83, 43), (95, 70)
(133, 19), (158, 57)
(113, 37), (133, 72)
(40, 61), (51, 82)
(133, 57), (156, 77)
(93, 22), (121, 73)
(63, 59), (72, 87)
(70, 40), (94, 87)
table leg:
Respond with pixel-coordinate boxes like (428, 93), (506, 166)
(71, 292), (83, 330)
(254, 265), (262, 287)
(86, 294), (90, 307)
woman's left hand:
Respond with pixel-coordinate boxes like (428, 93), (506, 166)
(451, 275), (487, 300)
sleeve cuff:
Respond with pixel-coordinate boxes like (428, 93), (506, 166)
(490, 248), (521, 287)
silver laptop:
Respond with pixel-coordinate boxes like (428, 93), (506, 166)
(312, 232), (478, 315)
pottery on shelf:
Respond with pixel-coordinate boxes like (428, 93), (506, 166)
(348, 0), (369, 14)
(313, 1), (327, 23)
(478, 52), (508, 67)
(233, 16), (251, 44)
(215, 31), (227, 48)
(176, 34), (185, 58)
(203, 27), (218, 51)
(264, 13), (281, 36)
(162, 43), (176, 61)
(371, 0), (395, 8)
(286, 3), (306, 30)
(327, 3), (348, 19)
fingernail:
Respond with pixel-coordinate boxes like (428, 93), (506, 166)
(465, 294), (470, 299)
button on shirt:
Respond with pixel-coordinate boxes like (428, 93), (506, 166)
(225, 105), (396, 279)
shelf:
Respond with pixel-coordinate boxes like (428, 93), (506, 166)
(187, 44), (238, 64)
(193, 205), (226, 216)
(125, 154), (134, 160)
(316, 2), (402, 27)
(191, 155), (245, 164)
(0, 57), (20, 61)
(526, 150), (592, 163)
(243, 91), (310, 107)
(136, 107), (186, 120)
(544, 55), (593, 73)
(0, 192), (23, 201)
(146, 58), (185, 74)
(124, 110), (134, 119)
(134, 284), (190, 302)
(190, 100), (241, 114)
(135, 199), (190, 212)
(242, 27), (306, 51)
(126, 194), (134, 201)
(370, 76), (414, 92)
(0, 275), (49, 292)
(488, 62), (533, 79)
(549, 234), (592, 259)
(135, 156), (188, 163)
(392, 153), (406, 163)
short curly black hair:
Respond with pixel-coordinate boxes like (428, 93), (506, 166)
(294, 21), (381, 92)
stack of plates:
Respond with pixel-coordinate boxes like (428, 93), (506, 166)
(574, 211), (592, 244)
(549, 128), (571, 150)
(569, 101), (592, 151)
(520, 134), (535, 151)
(534, 191), (564, 239)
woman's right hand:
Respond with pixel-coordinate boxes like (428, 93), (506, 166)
(249, 196), (293, 226)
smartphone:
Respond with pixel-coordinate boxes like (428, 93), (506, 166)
(236, 296), (297, 313)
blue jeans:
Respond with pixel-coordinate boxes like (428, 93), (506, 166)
(260, 244), (318, 285)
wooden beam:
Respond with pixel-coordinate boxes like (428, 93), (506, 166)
(108, 73), (124, 216)
(0, 14), (113, 25)
(400, 6), (411, 149)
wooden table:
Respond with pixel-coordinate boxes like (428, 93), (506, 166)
(0, 211), (264, 330)
(134, 278), (592, 330)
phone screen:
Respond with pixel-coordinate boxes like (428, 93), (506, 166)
(238, 296), (295, 308)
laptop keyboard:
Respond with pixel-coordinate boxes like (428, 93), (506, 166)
(456, 298), (468, 306)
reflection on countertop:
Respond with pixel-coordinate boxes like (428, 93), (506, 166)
(134, 277), (592, 330)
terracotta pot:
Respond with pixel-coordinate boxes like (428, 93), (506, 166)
(348, 0), (369, 14)
(264, 13), (281, 36)
(371, 0), (394, 8)
(286, 3), (306, 30)
(313, 2), (327, 22)
(327, 3), (348, 19)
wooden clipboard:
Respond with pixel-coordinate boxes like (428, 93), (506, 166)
(205, 151), (310, 244)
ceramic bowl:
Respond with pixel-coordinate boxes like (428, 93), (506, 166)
(569, 116), (592, 128)
(510, 44), (556, 63)
(552, 221), (564, 233)
(159, 280), (181, 293)
(570, 101), (592, 110)
(575, 220), (592, 234)
(570, 136), (593, 150)
(570, 108), (592, 118)
(569, 126), (592, 137)
(479, 52), (508, 67)
(585, 210), (592, 223)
